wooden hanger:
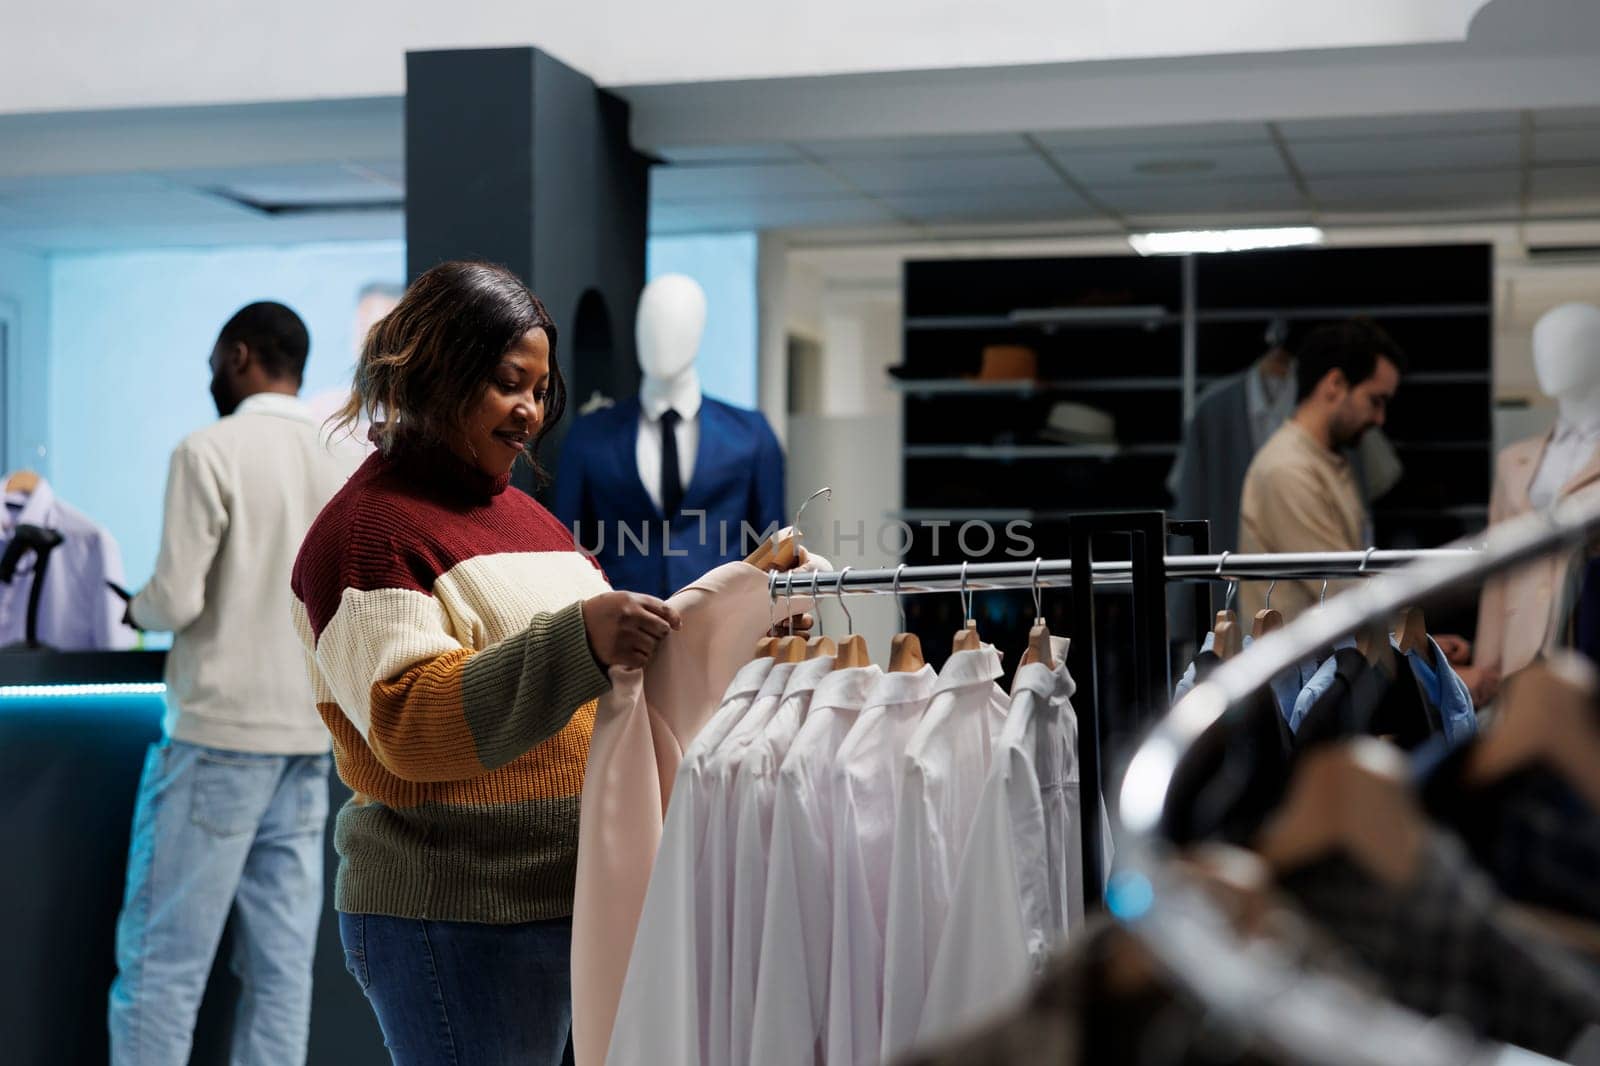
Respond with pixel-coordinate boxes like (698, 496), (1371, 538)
(1465, 653), (1600, 815)
(951, 562), (982, 653)
(1019, 557), (1055, 669)
(1254, 738), (1427, 888)
(745, 486), (832, 572)
(3, 470), (39, 495)
(1395, 606), (1431, 664)
(828, 568), (871, 669)
(886, 565), (925, 673)
(1252, 579), (1283, 640)
(1212, 563), (1242, 660)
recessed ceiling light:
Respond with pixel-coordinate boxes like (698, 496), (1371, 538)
(1133, 159), (1217, 176)
(1128, 226), (1325, 255)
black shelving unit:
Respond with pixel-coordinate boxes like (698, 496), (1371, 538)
(895, 244), (1494, 675)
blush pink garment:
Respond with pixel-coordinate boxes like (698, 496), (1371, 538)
(571, 559), (821, 1066)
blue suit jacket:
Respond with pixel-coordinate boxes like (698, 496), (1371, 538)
(550, 396), (786, 598)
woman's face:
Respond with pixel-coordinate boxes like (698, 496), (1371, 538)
(451, 327), (551, 479)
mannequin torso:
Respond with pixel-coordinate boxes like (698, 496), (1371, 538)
(1467, 303), (1600, 695)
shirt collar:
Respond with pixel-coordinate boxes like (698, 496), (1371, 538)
(811, 664), (884, 714)
(755, 661), (797, 703)
(725, 656), (775, 701)
(1284, 419), (1348, 471)
(3, 477), (55, 532)
(640, 372), (703, 422)
(863, 663), (937, 709)
(235, 392), (316, 424)
(782, 655), (836, 700)
(1010, 637), (1076, 702)
(1553, 415), (1600, 442)
(932, 645), (1004, 697)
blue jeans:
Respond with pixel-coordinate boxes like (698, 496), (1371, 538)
(340, 911), (574, 1065)
(108, 739), (331, 1066)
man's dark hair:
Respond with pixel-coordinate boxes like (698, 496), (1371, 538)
(217, 302), (310, 384)
(1293, 318), (1407, 404)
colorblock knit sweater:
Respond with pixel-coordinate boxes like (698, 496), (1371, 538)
(290, 438), (612, 923)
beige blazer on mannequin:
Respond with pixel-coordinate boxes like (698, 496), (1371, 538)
(571, 559), (823, 1066)
(1476, 430), (1600, 679)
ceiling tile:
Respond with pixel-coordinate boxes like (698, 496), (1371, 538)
(1052, 143), (1286, 186)
(800, 133), (1029, 160)
(1286, 132), (1520, 176)
(648, 196), (893, 234)
(163, 162), (402, 206)
(649, 161), (845, 202)
(1534, 129), (1600, 165)
(878, 185), (1094, 223)
(1277, 111), (1519, 140)
(654, 143), (803, 164)
(822, 152), (1060, 194)
(1308, 171), (1519, 212)
(1092, 177), (1304, 215)
(1033, 122), (1268, 151)
(1529, 166), (1600, 215)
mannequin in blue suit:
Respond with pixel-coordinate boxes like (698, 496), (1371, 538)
(551, 275), (785, 599)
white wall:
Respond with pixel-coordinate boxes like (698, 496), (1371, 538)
(46, 241), (404, 590)
(0, 1), (1488, 115)
(0, 246), (51, 479)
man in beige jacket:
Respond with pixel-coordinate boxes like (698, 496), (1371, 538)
(1238, 320), (1405, 621)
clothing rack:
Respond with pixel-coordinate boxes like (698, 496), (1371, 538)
(784, 512), (1480, 906)
(1112, 492), (1600, 1063)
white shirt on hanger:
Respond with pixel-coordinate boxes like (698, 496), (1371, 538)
(879, 646), (1009, 1063)
(749, 664), (883, 1066)
(917, 645), (1081, 1045)
(699, 659), (803, 1066)
(826, 665), (937, 1066)
(636, 375), (702, 511)
(1529, 416), (1600, 511)
(1, 478), (137, 651)
(726, 654), (834, 1066)
(605, 656), (774, 1066)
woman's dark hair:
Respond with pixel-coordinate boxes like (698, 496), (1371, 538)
(334, 260), (566, 484)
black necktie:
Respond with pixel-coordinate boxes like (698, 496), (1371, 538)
(660, 409), (683, 518)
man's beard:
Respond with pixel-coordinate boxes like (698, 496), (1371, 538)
(211, 377), (239, 417)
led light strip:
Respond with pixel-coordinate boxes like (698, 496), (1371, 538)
(0, 682), (167, 699)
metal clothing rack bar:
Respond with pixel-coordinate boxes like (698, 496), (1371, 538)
(774, 548), (1478, 596)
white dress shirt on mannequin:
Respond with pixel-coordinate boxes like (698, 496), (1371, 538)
(1528, 417), (1600, 511)
(636, 372), (702, 511)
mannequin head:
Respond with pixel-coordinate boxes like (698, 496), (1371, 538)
(636, 274), (707, 381)
(1533, 304), (1600, 415)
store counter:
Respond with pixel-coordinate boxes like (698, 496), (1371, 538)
(0, 651), (384, 1065)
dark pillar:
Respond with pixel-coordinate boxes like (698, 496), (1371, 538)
(406, 47), (650, 495)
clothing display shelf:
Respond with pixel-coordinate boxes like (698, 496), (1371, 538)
(897, 244), (1495, 578)
(783, 537), (1478, 907)
(1115, 490), (1600, 1066)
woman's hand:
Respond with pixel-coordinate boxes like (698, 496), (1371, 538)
(1432, 633), (1473, 665)
(582, 592), (682, 669)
